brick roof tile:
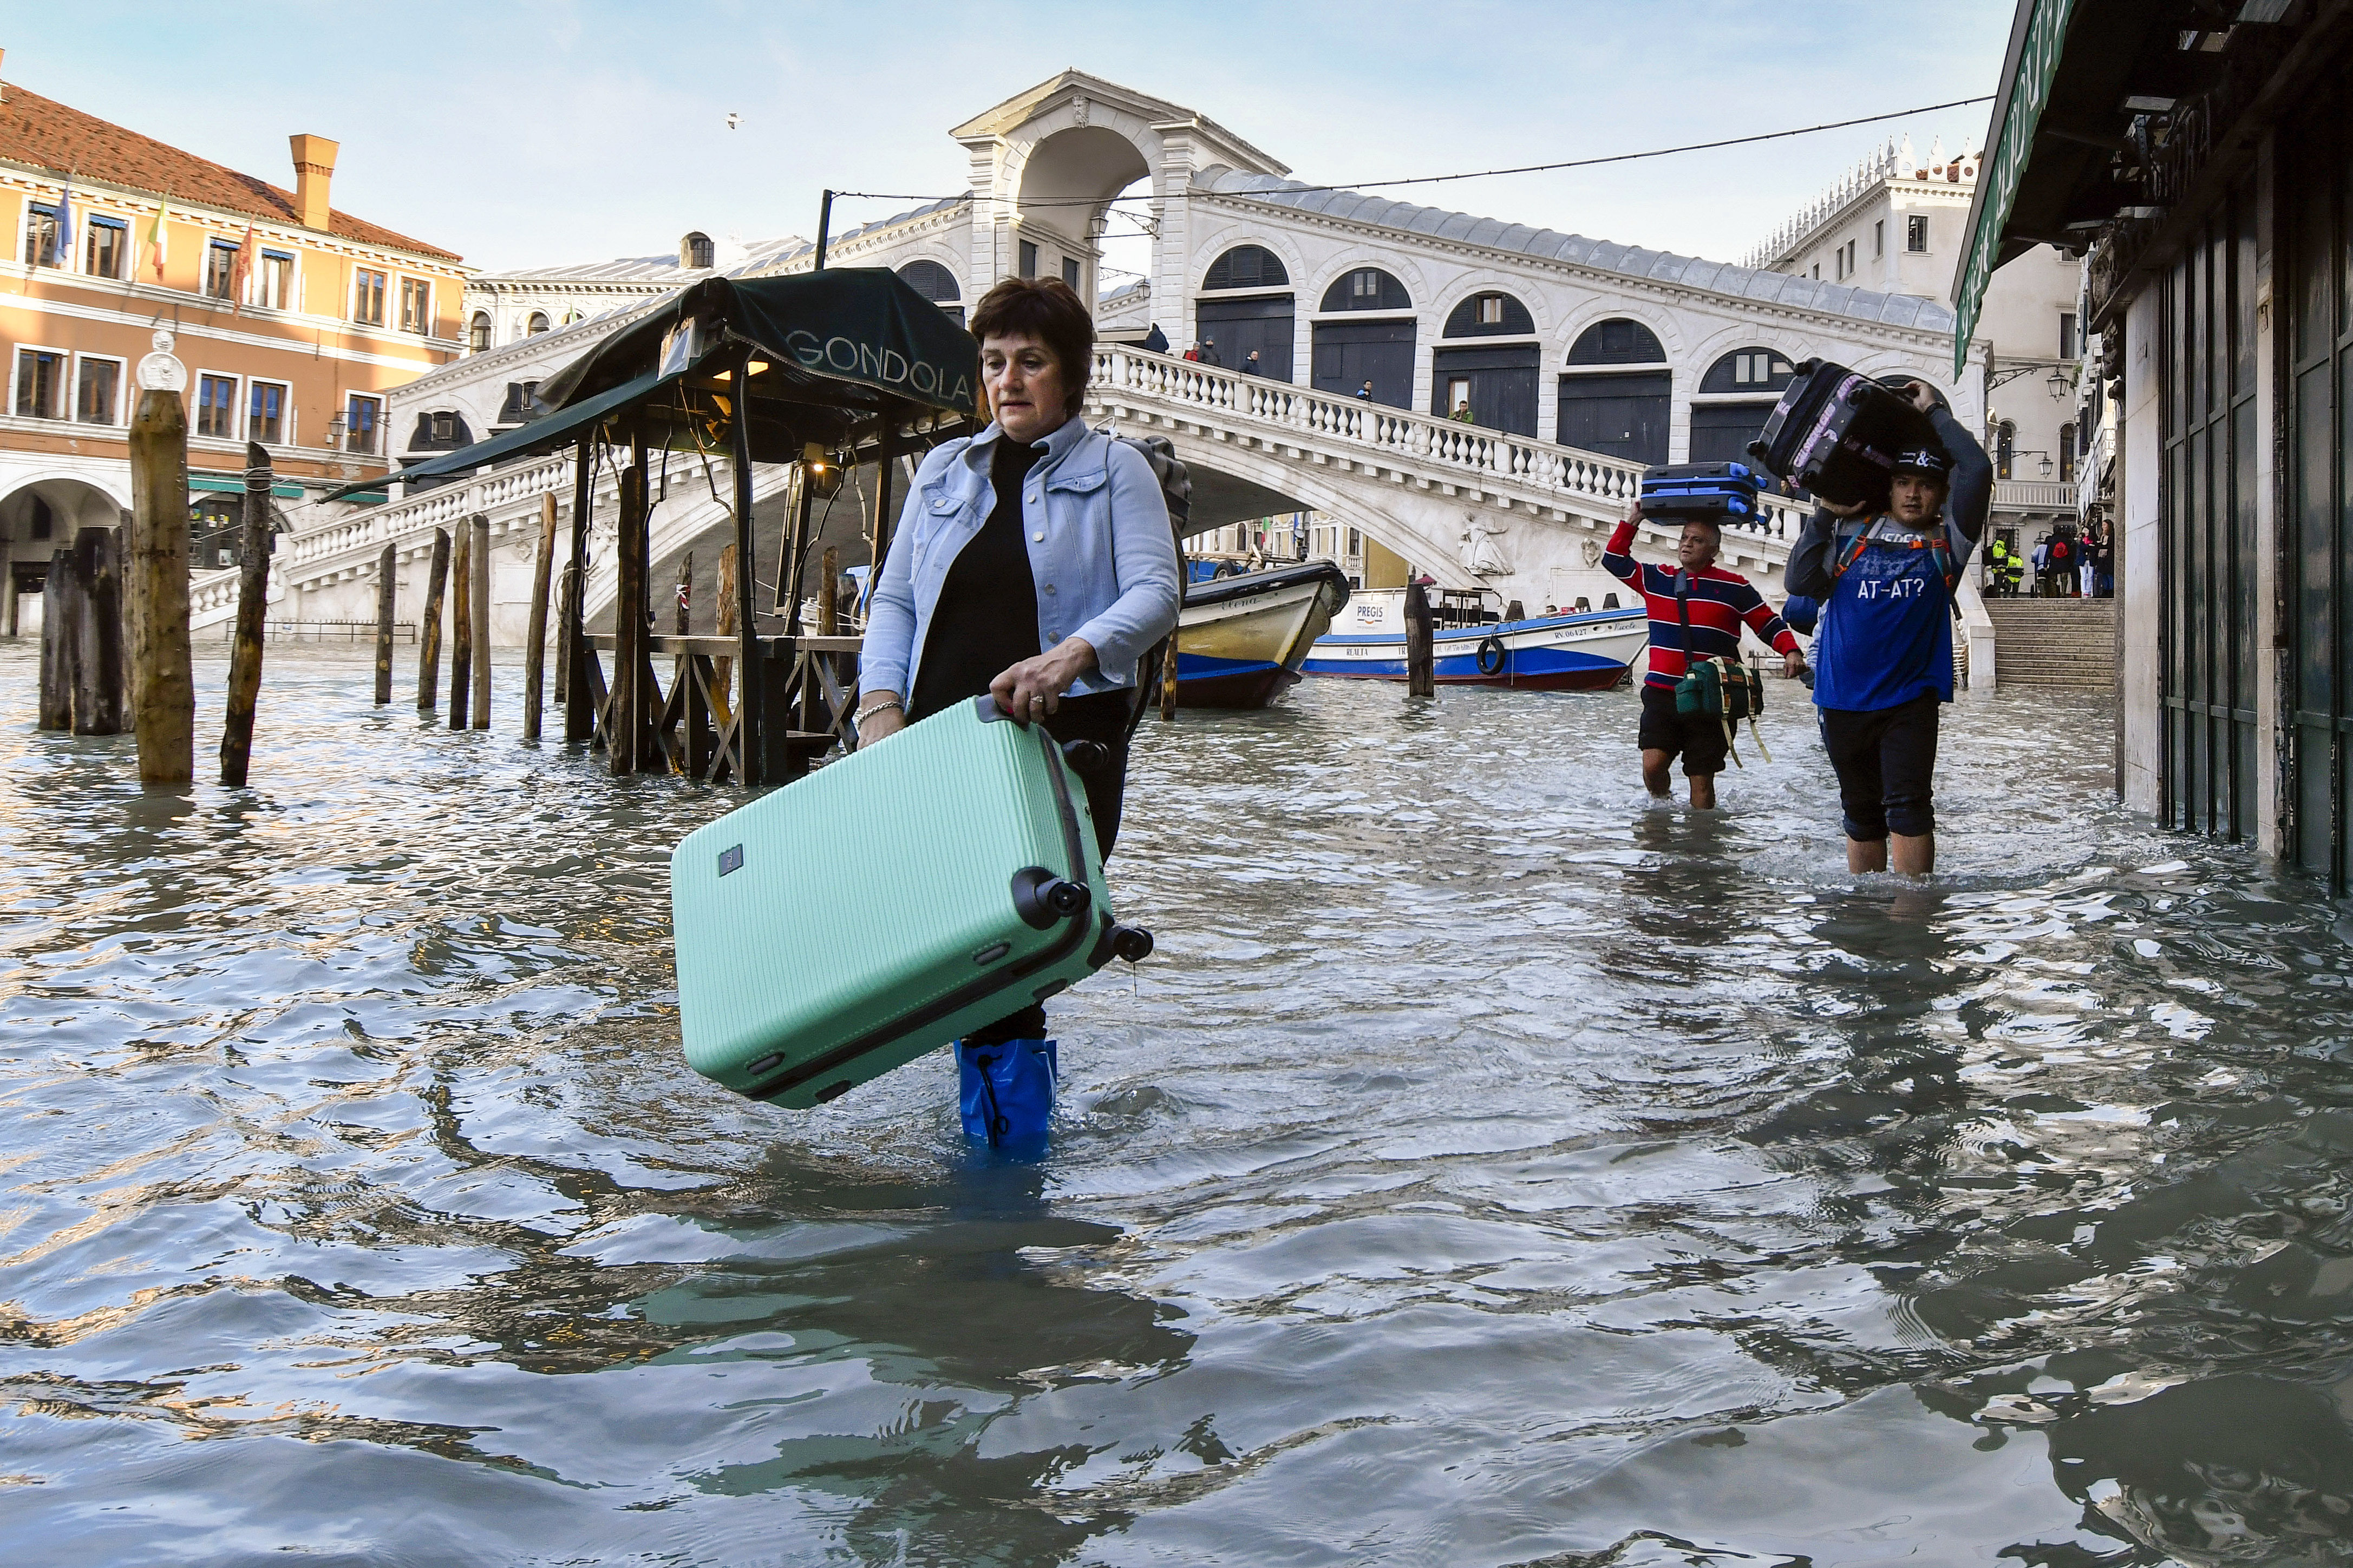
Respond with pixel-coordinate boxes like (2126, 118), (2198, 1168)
(0, 80), (462, 264)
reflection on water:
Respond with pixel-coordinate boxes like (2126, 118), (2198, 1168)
(4, 642), (2353, 1565)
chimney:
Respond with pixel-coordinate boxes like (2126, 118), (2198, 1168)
(289, 133), (338, 230)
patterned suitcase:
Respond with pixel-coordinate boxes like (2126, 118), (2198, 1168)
(1746, 359), (1936, 508)
(1640, 461), (1763, 521)
(669, 696), (1152, 1110)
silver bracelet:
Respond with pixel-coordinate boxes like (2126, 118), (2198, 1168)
(855, 694), (903, 718)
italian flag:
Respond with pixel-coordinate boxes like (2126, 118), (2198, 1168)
(147, 195), (169, 280)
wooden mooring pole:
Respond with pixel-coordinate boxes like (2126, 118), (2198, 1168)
(447, 522), (472, 730)
(1404, 578), (1436, 699)
(127, 386), (193, 781)
(416, 527), (449, 711)
(218, 443), (274, 786)
(372, 541), (397, 705)
(37, 547), (77, 731)
(469, 514), (491, 731)
(71, 528), (125, 736)
(522, 492), (557, 741)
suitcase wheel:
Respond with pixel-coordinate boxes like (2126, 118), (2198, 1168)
(1011, 865), (1092, 929)
(1110, 925), (1154, 963)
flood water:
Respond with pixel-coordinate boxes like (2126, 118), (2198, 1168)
(5, 642), (2353, 1567)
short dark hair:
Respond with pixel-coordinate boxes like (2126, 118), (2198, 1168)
(970, 277), (1094, 419)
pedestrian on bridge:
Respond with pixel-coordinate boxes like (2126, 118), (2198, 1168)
(854, 275), (1182, 1156)
(1355, 379), (1375, 402)
(1199, 338), (1223, 368)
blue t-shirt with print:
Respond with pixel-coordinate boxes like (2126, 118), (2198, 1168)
(1812, 520), (1955, 712)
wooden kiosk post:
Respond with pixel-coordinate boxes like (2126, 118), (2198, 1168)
(563, 436), (596, 743)
(729, 363), (762, 784)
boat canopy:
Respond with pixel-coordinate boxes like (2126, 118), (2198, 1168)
(328, 269), (979, 501)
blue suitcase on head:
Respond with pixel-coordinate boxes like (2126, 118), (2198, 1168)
(1640, 462), (1762, 521)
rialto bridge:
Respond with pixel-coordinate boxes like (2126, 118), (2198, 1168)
(186, 69), (1993, 671)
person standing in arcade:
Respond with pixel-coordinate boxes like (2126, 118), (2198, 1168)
(1785, 380), (1991, 876)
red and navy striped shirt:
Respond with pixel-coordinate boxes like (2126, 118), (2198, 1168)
(1604, 520), (1798, 691)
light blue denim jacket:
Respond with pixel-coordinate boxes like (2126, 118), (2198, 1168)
(859, 416), (1181, 703)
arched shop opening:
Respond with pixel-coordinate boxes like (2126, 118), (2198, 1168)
(1431, 290), (1538, 435)
(1312, 266), (1415, 408)
(1690, 346), (1798, 467)
(1557, 318), (1670, 465)
(898, 260), (963, 327)
(1, 477), (128, 638)
(1195, 245), (1293, 381)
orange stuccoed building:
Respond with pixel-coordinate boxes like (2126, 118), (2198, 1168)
(0, 51), (467, 635)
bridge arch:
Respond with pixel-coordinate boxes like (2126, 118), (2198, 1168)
(1554, 310), (1678, 465)
(995, 101), (1161, 297)
(1189, 228), (1308, 379)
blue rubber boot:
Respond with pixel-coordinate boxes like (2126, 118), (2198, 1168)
(957, 1039), (1058, 1158)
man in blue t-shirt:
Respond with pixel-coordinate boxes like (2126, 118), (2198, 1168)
(1785, 381), (1991, 876)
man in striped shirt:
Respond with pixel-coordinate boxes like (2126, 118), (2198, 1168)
(1605, 506), (1805, 808)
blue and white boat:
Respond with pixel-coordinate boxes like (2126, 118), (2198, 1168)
(1302, 587), (1648, 690)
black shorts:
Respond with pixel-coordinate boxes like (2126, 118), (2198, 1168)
(1638, 684), (1729, 777)
(1820, 693), (1940, 841)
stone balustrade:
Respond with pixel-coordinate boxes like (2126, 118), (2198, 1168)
(1090, 345), (1806, 545)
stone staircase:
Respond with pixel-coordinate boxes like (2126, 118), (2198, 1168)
(1984, 596), (2117, 691)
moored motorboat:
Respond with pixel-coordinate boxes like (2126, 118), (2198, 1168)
(1302, 587), (1648, 690)
(1171, 559), (1352, 707)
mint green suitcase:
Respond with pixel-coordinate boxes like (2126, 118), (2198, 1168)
(669, 696), (1153, 1109)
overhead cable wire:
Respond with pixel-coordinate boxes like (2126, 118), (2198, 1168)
(822, 93), (1998, 213)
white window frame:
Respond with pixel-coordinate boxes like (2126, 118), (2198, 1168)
(1906, 215), (1930, 254)
(202, 238), (243, 302)
(11, 343), (71, 419)
(246, 376), (295, 447)
(1874, 219), (1885, 258)
(253, 248), (297, 312)
(22, 202), (67, 270)
(83, 214), (130, 280)
(1476, 294), (1504, 325)
(397, 275), (434, 336)
(72, 351), (128, 426)
(344, 392), (384, 456)
(352, 266), (389, 327)
(192, 371), (243, 442)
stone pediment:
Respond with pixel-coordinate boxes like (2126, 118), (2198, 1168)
(949, 69), (1286, 177)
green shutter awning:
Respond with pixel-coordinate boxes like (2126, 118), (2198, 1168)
(189, 473), (306, 500)
(1953, 0), (2080, 378)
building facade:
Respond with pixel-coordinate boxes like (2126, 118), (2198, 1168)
(1970, 0), (2353, 889)
(369, 72), (1984, 621)
(0, 55), (466, 633)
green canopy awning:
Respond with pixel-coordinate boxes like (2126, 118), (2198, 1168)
(326, 269), (977, 503)
(321, 366), (682, 501)
(535, 268), (979, 421)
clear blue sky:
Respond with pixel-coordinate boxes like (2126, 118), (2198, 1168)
(8, 2), (2016, 275)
